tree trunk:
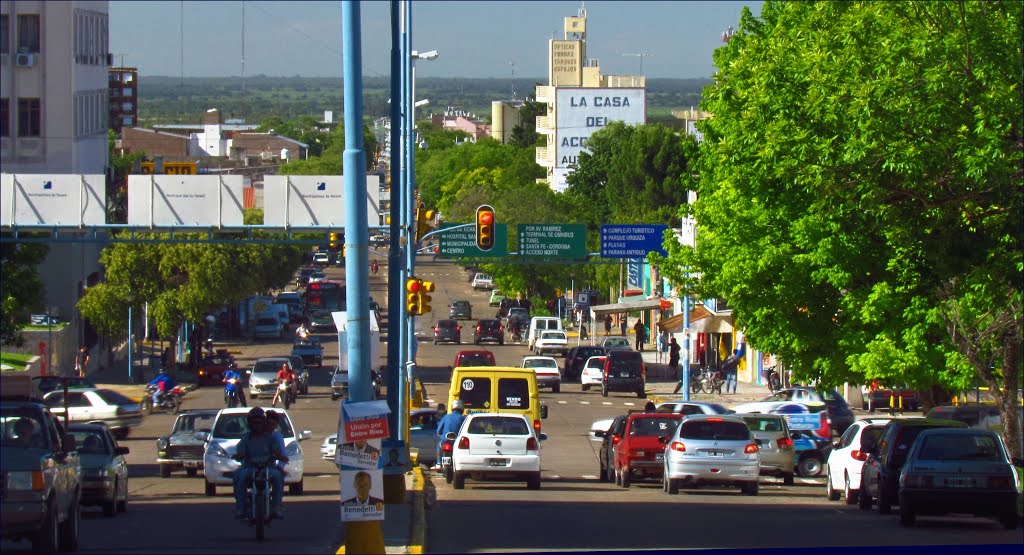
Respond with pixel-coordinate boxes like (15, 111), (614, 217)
(992, 337), (1022, 461)
(918, 385), (953, 415)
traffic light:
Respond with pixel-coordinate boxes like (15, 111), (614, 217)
(406, 278), (422, 315)
(419, 280), (435, 314)
(415, 208), (435, 243)
(329, 232), (339, 249)
(476, 204), (495, 251)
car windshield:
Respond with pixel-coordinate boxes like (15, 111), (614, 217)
(764, 390), (795, 402)
(1, 410), (48, 450)
(213, 412), (294, 440)
(743, 416), (786, 432)
(257, 318), (278, 326)
(204, 355), (233, 366)
(917, 433), (1003, 461)
(95, 390), (135, 406)
(468, 416), (529, 435)
(679, 420), (750, 441)
(71, 429), (111, 455)
(523, 359), (556, 369)
(630, 417), (680, 436)
(604, 338), (629, 347)
(253, 360), (287, 374)
(541, 332), (565, 340)
(173, 413), (217, 434)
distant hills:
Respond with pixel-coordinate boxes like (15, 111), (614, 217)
(137, 75), (712, 126)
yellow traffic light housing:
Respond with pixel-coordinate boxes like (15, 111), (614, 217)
(406, 278), (422, 315)
(476, 204), (495, 251)
(420, 280), (435, 314)
(416, 208), (435, 243)
(329, 232), (339, 249)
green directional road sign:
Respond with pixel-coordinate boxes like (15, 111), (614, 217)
(438, 223), (508, 258)
(518, 224), (587, 259)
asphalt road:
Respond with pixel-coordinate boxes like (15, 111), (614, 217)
(3, 254), (1020, 553)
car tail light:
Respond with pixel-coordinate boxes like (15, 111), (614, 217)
(533, 419), (542, 434)
(904, 474), (932, 488)
(670, 441), (686, 452)
(815, 412), (831, 439)
(707, 418), (724, 422)
(744, 443), (759, 454)
(988, 475), (1012, 489)
(851, 450), (868, 461)
(476, 325), (481, 332)
(441, 441), (454, 454)
(458, 436), (470, 450)
(777, 437), (794, 449)
(434, 326), (439, 332)
(526, 437), (539, 450)
(611, 435), (621, 445)
(457, 325), (461, 331)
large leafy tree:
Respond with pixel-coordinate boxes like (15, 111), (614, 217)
(277, 122), (379, 175)
(0, 243), (49, 346)
(662, 1), (1022, 456)
(257, 115), (332, 157)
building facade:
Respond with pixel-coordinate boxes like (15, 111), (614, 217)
(1, 0), (110, 352)
(108, 66), (137, 133)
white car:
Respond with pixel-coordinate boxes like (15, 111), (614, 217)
(533, 331), (568, 357)
(313, 252), (330, 265)
(521, 356), (562, 393)
(201, 407), (312, 497)
(825, 417), (891, 504)
(42, 388), (144, 439)
(580, 356), (607, 391)
(662, 414), (761, 495)
(471, 274), (494, 290)
(450, 412), (546, 490)
(321, 408), (441, 466)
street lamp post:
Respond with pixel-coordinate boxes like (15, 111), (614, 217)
(126, 295), (134, 383)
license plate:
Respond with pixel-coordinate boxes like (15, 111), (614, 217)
(486, 458), (509, 467)
(946, 478), (974, 488)
(655, 453), (664, 462)
(441, 457), (451, 467)
(619, 372), (631, 378)
(183, 461), (199, 468)
(703, 450), (725, 457)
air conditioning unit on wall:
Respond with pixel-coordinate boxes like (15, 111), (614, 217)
(15, 53), (35, 67)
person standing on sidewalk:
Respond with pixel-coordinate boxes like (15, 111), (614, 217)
(604, 314), (613, 336)
(75, 345), (89, 378)
(620, 316), (628, 337)
(669, 338), (683, 394)
(722, 349), (741, 394)
(655, 330), (667, 364)
(633, 320), (646, 351)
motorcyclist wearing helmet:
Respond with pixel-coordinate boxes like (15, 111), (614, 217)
(433, 400), (466, 470)
(271, 363), (297, 408)
(147, 368), (177, 406)
(222, 364), (247, 407)
(232, 408), (287, 519)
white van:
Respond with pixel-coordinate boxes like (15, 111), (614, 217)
(527, 317), (563, 350)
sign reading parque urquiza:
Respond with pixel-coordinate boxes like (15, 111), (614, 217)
(438, 223), (508, 258)
(517, 224), (587, 259)
(1, 174), (107, 227)
(600, 224), (669, 258)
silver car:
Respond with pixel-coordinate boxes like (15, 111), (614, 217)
(741, 414), (796, 484)
(662, 414), (761, 495)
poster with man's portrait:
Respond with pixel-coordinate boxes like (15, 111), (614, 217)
(335, 438), (382, 469)
(340, 469), (385, 521)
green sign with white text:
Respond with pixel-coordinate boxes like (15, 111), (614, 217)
(518, 224), (587, 259)
(438, 223), (508, 258)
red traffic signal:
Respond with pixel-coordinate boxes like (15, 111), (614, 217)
(476, 205), (495, 251)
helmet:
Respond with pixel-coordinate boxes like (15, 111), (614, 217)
(246, 407), (266, 427)
(450, 400), (465, 412)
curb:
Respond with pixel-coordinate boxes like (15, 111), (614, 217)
(408, 465), (426, 555)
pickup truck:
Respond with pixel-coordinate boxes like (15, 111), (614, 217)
(1, 395), (83, 552)
(291, 338), (324, 369)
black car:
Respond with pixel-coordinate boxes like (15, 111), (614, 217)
(291, 338), (324, 369)
(564, 346), (608, 381)
(156, 409), (219, 477)
(596, 415), (629, 483)
(925, 404), (1002, 427)
(434, 319), (462, 345)
(859, 418), (968, 514)
(295, 266), (316, 288)
(449, 300), (473, 320)
(602, 350), (646, 398)
(473, 319), (504, 345)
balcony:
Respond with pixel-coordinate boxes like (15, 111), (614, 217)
(535, 86), (555, 105)
(535, 115), (553, 132)
(535, 146), (553, 167)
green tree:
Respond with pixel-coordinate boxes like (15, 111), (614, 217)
(277, 122), (379, 175)
(257, 115), (332, 157)
(507, 96), (546, 148)
(108, 129), (145, 223)
(661, 1), (1022, 456)
(0, 243), (49, 346)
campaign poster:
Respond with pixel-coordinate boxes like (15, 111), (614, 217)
(339, 468), (385, 522)
(335, 438), (382, 470)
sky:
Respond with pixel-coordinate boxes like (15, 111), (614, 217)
(109, 1), (762, 80)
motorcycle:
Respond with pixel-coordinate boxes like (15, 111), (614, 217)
(142, 383), (187, 414)
(370, 261), (379, 275)
(510, 324), (524, 343)
(273, 379), (295, 410)
(690, 367), (724, 395)
(440, 434), (455, 484)
(764, 366), (782, 392)
(232, 459), (280, 542)
(225, 378), (242, 408)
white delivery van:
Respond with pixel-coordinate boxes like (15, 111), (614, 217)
(527, 317), (563, 350)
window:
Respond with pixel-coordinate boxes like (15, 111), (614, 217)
(18, 98), (40, 137)
(17, 14), (40, 53)
(0, 98), (9, 137)
(1, 14), (9, 54)
(497, 378), (530, 409)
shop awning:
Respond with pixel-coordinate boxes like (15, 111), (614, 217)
(589, 299), (666, 316)
(656, 305), (714, 332)
(689, 313), (734, 334)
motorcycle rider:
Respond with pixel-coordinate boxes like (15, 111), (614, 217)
(231, 408), (287, 520)
(147, 368), (177, 407)
(223, 364), (247, 407)
(271, 363), (297, 408)
(264, 410), (289, 477)
(370, 260), (379, 275)
(510, 319), (524, 342)
(433, 400), (466, 470)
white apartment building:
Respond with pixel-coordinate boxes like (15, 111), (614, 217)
(1, 0), (110, 344)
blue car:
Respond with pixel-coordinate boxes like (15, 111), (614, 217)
(291, 338), (324, 368)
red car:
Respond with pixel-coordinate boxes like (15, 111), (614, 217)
(613, 412), (684, 487)
(195, 351), (236, 387)
(453, 350), (496, 368)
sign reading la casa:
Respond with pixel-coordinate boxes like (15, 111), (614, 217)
(554, 88), (646, 191)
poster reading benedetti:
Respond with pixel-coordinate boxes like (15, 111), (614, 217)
(340, 469), (385, 521)
(334, 438), (382, 470)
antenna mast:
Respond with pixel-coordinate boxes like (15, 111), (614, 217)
(508, 59), (516, 99)
(241, 1), (246, 92)
(622, 52), (653, 75)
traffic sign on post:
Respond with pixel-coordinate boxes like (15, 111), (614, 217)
(438, 223), (508, 258)
(600, 224), (669, 258)
(518, 224), (587, 259)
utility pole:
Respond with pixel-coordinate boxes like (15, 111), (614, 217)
(622, 52), (653, 75)
(508, 59), (516, 99)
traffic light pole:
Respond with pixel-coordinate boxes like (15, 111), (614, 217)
(402, 0), (418, 443)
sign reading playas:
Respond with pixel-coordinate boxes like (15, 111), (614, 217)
(600, 224), (669, 258)
(128, 175), (244, 226)
(554, 88), (646, 190)
(264, 175), (381, 227)
(1, 174), (108, 227)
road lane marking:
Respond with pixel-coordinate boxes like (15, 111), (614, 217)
(581, 475), (599, 480)
(558, 401), (568, 404)
(624, 403), (635, 406)
(580, 401), (590, 405)
(602, 402), (613, 405)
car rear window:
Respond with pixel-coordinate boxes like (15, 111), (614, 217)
(454, 301), (470, 308)
(860, 426), (885, 450)
(468, 417), (529, 435)
(498, 378), (531, 410)
(608, 354), (642, 373)
(458, 353), (495, 366)
(437, 320), (457, 329)
(478, 320), (501, 331)
(95, 390), (135, 406)
(917, 433), (1002, 461)
(458, 377), (492, 410)
(629, 417), (680, 436)
(678, 420), (750, 441)
(541, 331), (566, 340)
(743, 416), (786, 432)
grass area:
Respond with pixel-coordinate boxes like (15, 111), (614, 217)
(24, 323), (68, 331)
(1, 352), (34, 370)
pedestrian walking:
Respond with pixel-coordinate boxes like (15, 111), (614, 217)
(633, 321), (646, 351)
(580, 324), (589, 341)
(722, 349), (741, 394)
(619, 316), (627, 337)
(604, 314), (612, 336)
(669, 338), (683, 394)
(75, 345), (90, 378)
(656, 330), (667, 364)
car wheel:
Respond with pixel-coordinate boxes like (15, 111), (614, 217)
(899, 503), (916, 526)
(117, 479), (128, 513)
(582, 384), (590, 392)
(999, 512), (1020, 530)
(599, 460), (609, 482)
(876, 482), (891, 514)
(602, 384), (609, 397)
(433, 340), (438, 345)
(798, 455), (823, 478)
(114, 428), (129, 440)
(636, 389), (646, 399)
(858, 477), (873, 511)
(289, 479), (304, 495)
(160, 464), (172, 478)
(453, 472), (466, 490)
(186, 468), (198, 477)
(614, 465), (622, 486)
(742, 481), (759, 496)
(103, 482), (118, 517)
(57, 495), (80, 552)
(205, 481), (217, 497)
(826, 471), (841, 501)
(32, 498), (59, 554)
(553, 384), (560, 393)
(526, 473), (541, 490)
(844, 473), (859, 505)
(621, 467), (631, 488)
(499, 340), (504, 346)
(783, 472), (795, 486)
